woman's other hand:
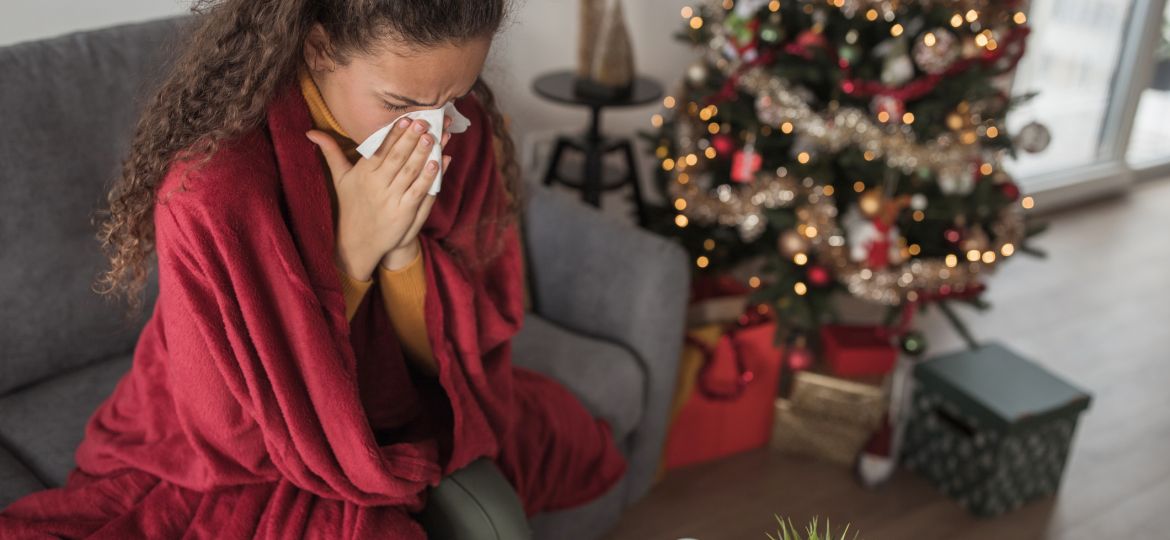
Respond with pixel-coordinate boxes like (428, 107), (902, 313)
(306, 114), (451, 282)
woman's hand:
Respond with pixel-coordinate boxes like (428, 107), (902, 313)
(379, 151), (451, 271)
(306, 115), (452, 282)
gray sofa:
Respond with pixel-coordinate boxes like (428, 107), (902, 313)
(0, 15), (690, 540)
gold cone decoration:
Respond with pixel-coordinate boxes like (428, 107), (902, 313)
(577, 0), (604, 79)
(577, 0), (635, 95)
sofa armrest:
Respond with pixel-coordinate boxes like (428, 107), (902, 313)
(520, 183), (690, 505)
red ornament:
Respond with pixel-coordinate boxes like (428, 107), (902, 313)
(785, 341), (814, 371)
(795, 30), (828, 51)
(786, 30), (828, 60)
(807, 265), (832, 286)
(1000, 181), (1020, 202)
(731, 148), (762, 183)
(712, 134), (735, 156)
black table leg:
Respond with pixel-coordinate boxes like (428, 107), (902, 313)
(581, 105), (604, 208)
(542, 138), (569, 187)
(619, 139), (648, 228)
(540, 107), (649, 225)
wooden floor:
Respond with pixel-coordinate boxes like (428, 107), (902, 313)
(602, 177), (1170, 540)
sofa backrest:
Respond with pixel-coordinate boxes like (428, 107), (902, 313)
(0, 15), (192, 395)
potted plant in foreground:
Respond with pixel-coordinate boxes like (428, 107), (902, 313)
(767, 515), (859, 540)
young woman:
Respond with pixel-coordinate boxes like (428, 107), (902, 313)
(0, 1), (626, 537)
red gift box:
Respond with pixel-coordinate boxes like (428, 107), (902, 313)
(660, 318), (785, 471)
(819, 324), (897, 377)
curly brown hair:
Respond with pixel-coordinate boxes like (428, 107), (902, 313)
(93, 0), (524, 322)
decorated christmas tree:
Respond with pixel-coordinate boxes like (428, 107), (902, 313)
(641, 0), (1051, 354)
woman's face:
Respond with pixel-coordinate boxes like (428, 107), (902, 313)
(303, 24), (491, 143)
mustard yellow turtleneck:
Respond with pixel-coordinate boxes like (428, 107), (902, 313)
(298, 65), (436, 376)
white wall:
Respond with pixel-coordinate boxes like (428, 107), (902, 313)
(0, 0), (189, 47)
(3, 0), (698, 204)
(489, 0), (694, 183)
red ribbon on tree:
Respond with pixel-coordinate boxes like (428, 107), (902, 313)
(875, 282), (988, 340)
(707, 48), (777, 105)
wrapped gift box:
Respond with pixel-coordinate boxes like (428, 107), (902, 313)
(770, 399), (873, 466)
(788, 369), (888, 431)
(819, 324), (898, 377)
(900, 342), (1092, 517)
(659, 319), (785, 472)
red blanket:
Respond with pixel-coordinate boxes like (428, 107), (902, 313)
(0, 77), (626, 538)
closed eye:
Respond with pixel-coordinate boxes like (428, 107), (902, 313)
(383, 89), (472, 112)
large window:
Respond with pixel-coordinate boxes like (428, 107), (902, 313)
(1004, 0), (1169, 205)
(1127, 1), (1170, 166)
(1007, 0), (1133, 179)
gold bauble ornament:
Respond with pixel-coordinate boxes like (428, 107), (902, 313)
(858, 188), (883, 217)
(778, 230), (810, 257)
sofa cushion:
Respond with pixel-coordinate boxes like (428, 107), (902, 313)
(0, 444), (45, 510)
(510, 314), (644, 445)
(0, 15), (192, 395)
(0, 354), (133, 487)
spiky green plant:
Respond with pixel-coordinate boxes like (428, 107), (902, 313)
(766, 514), (859, 540)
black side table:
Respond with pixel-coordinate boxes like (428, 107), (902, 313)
(532, 70), (663, 227)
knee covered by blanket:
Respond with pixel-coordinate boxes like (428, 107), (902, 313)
(413, 458), (533, 540)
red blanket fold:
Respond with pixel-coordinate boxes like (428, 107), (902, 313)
(0, 77), (626, 539)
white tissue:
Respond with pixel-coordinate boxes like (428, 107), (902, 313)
(355, 101), (472, 195)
